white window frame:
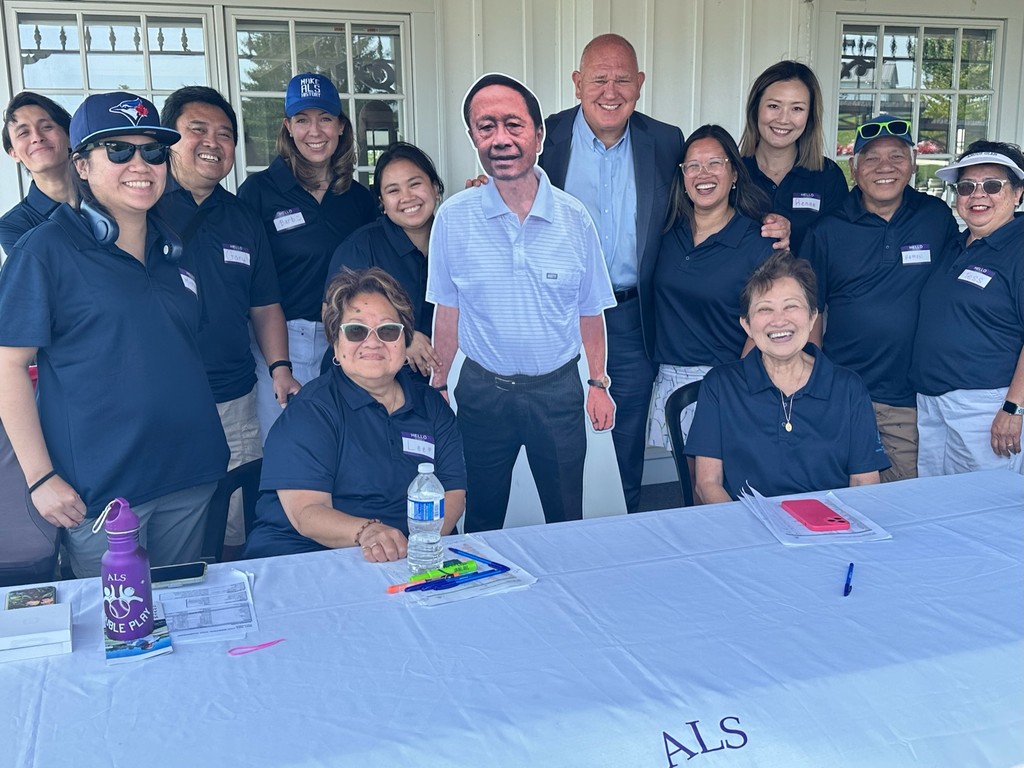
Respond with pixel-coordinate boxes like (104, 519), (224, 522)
(225, 8), (412, 188)
(832, 15), (1003, 164)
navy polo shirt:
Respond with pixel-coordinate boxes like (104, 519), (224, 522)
(685, 344), (889, 499)
(0, 204), (229, 515)
(157, 179), (281, 403)
(325, 216), (433, 337)
(742, 156), (849, 256)
(237, 157), (377, 322)
(653, 211), (774, 366)
(244, 367), (466, 558)
(804, 186), (959, 407)
(0, 182), (61, 254)
(910, 215), (1024, 396)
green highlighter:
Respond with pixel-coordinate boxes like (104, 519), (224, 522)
(409, 558), (477, 582)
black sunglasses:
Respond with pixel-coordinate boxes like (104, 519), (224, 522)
(84, 140), (169, 165)
(338, 322), (405, 343)
(856, 119), (911, 141)
(953, 178), (1012, 197)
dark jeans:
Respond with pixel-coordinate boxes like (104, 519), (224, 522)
(605, 295), (658, 514)
(456, 356), (586, 532)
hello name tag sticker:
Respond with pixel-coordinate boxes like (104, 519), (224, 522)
(901, 243), (931, 265)
(957, 265), (994, 289)
(273, 208), (305, 232)
(179, 268), (198, 296)
(401, 432), (435, 459)
(223, 244), (251, 266)
(791, 193), (821, 211)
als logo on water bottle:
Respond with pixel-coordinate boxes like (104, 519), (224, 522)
(409, 498), (445, 521)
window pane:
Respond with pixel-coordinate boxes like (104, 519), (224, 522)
(148, 19), (207, 90)
(921, 28), (955, 90)
(836, 92), (873, 156)
(918, 94), (950, 155)
(352, 24), (401, 95)
(882, 26), (918, 89)
(84, 17), (145, 90)
(237, 21), (291, 92)
(960, 29), (995, 90)
(956, 94), (990, 153)
(840, 25), (879, 90)
(878, 94), (914, 124)
(354, 99), (399, 166)
(296, 24), (348, 92)
(19, 16), (83, 89)
(241, 96), (281, 168)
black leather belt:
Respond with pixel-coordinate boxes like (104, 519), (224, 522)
(613, 287), (638, 303)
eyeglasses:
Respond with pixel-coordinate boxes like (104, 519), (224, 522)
(338, 322), (405, 343)
(856, 120), (911, 142)
(681, 158), (730, 177)
(83, 140), (169, 165)
(953, 178), (1012, 197)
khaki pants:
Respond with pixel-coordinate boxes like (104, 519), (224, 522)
(873, 402), (918, 482)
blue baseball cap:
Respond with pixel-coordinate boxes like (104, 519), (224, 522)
(285, 73), (342, 117)
(71, 92), (180, 153)
(853, 113), (915, 155)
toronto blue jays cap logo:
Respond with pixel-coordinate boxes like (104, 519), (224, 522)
(108, 97), (150, 126)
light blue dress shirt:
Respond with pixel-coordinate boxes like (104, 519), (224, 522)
(563, 109), (639, 290)
(426, 167), (615, 376)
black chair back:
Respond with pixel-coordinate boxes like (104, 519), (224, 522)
(664, 380), (702, 507)
(0, 420), (60, 586)
(201, 458), (263, 564)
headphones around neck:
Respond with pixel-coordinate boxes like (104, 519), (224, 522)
(78, 201), (182, 264)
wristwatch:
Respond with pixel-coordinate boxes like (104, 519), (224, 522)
(1002, 400), (1024, 416)
(587, 375), (611, 390)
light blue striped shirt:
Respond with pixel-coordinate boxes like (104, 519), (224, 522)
(563, 108), (638, 289)
(426, 167), (615, 376)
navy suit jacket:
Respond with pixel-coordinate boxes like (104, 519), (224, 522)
(539, 106), (684, 356)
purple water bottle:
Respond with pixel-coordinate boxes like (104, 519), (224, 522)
(100, 498), (154, 641)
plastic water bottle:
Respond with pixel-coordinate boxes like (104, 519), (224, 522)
(100, 497), (154, 641)
(407, 463), (445, 576)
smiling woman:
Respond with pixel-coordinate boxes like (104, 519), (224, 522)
(243, 267), (466, 562)
(647, 124), (774, 452)
(685, 251), (889, 503)
(910, 140), (1024, 476)
(238, 72), (378, 442)
(0, 91), (229, 577)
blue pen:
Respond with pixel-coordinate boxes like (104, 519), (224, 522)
(406, 568), (505, 592)
(448, 547), (510, 572)
(843, 562), (854, 597)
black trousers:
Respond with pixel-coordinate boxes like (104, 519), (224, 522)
(605, 295), (658, 514)
(456, 356), (586, 532)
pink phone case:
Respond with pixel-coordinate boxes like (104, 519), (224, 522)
(780, 499), (850, 531)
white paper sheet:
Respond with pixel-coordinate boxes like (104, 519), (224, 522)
(738, 485), (891, 546)
(155, 568), (258, 643)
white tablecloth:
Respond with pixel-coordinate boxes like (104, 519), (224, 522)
(3, 471), (1022, 767)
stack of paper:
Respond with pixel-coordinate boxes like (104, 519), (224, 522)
(0, 601), (72, 662)
(738, 485), (891, 546)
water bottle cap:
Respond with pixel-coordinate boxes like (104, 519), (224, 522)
(417, 463), (434, 474)
(103, 497), (140, 534)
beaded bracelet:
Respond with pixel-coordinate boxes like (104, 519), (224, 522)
(354, 518), (382, 547)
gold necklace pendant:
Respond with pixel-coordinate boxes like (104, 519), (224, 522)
(779, 388), (795, 433)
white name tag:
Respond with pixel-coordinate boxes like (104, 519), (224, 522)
(401, 432), (435, 460)
(957, 265), (994, 289)
(901, 244), (931, 265)
(223, 245), (251, 266)
(179, 269), (198, 296)
(273, 209), (305, 232)
(791, 193), (821, 212)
